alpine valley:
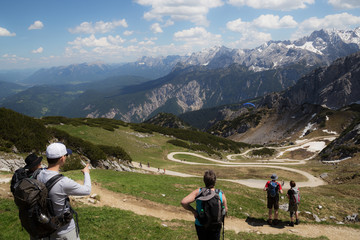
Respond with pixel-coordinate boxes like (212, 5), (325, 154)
(1, 27), (360, 122)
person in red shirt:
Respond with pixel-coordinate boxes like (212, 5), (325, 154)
(263, 173), (283, 225)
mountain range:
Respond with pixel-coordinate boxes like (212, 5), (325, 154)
(178, 51), (360, 146)
(0, 27), (360, 121)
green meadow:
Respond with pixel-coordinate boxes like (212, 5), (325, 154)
(1, 121), (359, 239)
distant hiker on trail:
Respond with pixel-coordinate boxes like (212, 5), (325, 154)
(264, 173), (283, 225)
(10, 153), (43, 194)
(37, 142), (92, 240)
(181, 170), (228, 240)
(139, 162), (142, 168)
(287, 180), (300, 226)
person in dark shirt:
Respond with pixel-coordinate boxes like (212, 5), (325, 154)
(287, 180), (300, 226)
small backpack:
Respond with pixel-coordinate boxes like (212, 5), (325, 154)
(10, 168), (31, 194)
(12, 169), (74, 238)
(290, 187), (300, 204)
(268, 181), (279, 198)
(195, 188), (225, 230)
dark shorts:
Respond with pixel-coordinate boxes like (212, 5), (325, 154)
(195, 224), (221, 240)
(288, 203), (299, 213)
(267, 196), (279, 209)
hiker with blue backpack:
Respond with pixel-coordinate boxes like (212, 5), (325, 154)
(264, 173), (283, 225)
(181, 170), (228, 240)
(287, 180), (300, 226)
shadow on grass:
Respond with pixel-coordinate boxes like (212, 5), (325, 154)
(245, 217), (289, 229)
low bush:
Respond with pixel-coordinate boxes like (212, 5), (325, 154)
(251, 148), (275, 156)
(61, 155), (84, 171)
(98, 145), (132, 162)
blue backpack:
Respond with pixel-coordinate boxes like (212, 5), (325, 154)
(268, 181), (279, 197)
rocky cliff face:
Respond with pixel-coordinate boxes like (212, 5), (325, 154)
(261, 51), (360, 110)
(320, 106), (360, 160)
(77, 62), (309, 122)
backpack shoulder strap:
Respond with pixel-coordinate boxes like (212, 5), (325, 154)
(45, 174), (64, 192)
(31, 168), (43, 179)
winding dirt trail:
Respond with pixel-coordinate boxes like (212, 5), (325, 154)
(1, 175), (359, 239)
(163, 137), (335, 189)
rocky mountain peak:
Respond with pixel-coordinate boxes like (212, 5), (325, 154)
(260, 51), (360, 111)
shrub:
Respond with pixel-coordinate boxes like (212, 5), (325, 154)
(251, 148), (275, 156)
(98, 145), (132, 162)
(0, 108), (49, 153)
(167, 139), (190, 149)
(61, 155), (84, 171)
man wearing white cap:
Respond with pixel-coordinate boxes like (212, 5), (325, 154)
(263, 173), (283, 225)
(37, 142), (91, 240)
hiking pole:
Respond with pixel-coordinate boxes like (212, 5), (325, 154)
(222, 206), (226, 240)
(222, 216), (225, 240)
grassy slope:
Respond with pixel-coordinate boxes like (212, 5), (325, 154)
(52, 125), (307, 181)
(2, 122), (353, 240)
(52, 124), (360, 224)
(0, 198), (328, 240)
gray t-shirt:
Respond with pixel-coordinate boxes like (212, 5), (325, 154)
(37, 169), (91, 235)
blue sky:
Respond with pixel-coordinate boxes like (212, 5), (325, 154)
(1, 0), (360, 69)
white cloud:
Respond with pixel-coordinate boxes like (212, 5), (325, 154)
(1, 54), (29, 62)
(253, 15), (297, 29)
(32, 47), (44, 54)
(328, 0), (360, 9)
(226, 15), (296, 47)
(150, 23), (163, 33)
(227, 0), (314, 11)
(123, 30), (134, 36)
(227, 14), (297, 31)
(226, 18), (271, 48)
(69, 19), (128, 34)
(164, 20), (174, 27)
(0, 27), (16, 36)
(292, 12), (360, 39)
(174, 27), (222, 45)
(28, 20), (44, 30)
(134, 0), (224, 26)
(226, 18), (272, 48)
(68, 34), (125, 48)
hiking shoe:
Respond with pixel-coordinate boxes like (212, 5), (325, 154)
(273, 219), (279, 225)
(267, 219), (272, 225)
(295, 219), (300, 225)
(289, 221), (294, 227)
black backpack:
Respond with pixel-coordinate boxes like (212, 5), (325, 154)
(12, 169), (75, 238)
(195, 188), (225, 230)
(10, 168), (33, 194)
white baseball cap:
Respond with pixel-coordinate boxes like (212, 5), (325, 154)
(46, 143), (72, 159)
